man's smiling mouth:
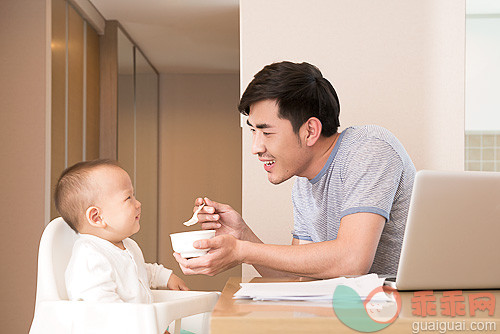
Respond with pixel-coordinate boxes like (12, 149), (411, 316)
(261, 159), (276, 172)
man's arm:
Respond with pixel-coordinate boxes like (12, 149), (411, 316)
(174, 212), (385, 279)
(243, 237), (309, 278)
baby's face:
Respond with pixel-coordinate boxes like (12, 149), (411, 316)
(93, 166), (141, 241)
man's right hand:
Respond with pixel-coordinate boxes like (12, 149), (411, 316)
(194, 197), (249, 240)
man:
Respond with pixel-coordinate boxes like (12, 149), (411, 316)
(174, 61), (416, 279)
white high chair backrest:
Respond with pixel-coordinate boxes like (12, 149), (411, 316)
(35, 217), (79, 306)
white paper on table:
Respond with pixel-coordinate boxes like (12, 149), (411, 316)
(233, 273), (389, 302)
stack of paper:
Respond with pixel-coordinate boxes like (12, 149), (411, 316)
(233, 274), (388, 303)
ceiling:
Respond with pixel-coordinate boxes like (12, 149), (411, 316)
(87, 0), (498, 75)
(89, 0), (239, 74)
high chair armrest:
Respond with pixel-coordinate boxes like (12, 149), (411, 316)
(151, 290), (220, 331)
(30, 291), (220, 334)
(30, 300), (159, 334)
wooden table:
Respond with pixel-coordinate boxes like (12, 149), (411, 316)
(210, 277), (500, 334)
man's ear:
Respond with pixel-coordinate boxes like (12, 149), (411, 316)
(301, 117), (322, 146)
(85, 206), (106, 228)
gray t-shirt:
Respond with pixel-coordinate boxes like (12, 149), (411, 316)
(291, 125), (416, 275)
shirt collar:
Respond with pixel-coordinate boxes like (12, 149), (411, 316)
(78, 233), (128, 252)
(309, 129), (346, 184)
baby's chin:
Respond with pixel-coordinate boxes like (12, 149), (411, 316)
(133, 222), (141, 233)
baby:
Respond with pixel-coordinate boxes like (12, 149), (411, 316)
(55, 159), (187, 303)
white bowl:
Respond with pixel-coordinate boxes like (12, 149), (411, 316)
(170, 230), (216, 258)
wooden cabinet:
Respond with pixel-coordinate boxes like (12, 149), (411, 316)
(50, 0), (100, 220)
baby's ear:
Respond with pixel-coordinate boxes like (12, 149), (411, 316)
(85, 206), (106, 228)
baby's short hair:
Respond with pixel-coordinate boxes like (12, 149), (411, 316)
(54, 159), (119, 232)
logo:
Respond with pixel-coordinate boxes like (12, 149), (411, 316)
(332, 285), (402, 332)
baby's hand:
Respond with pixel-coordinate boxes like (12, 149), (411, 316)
(167, 273), (189, 291)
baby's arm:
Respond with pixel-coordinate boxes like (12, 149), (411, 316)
(65, 246), (124, 302)
(166, 273), (189, 291)
(145, 263), (188, 290)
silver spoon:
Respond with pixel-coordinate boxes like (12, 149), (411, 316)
(183, 203), (206, 226)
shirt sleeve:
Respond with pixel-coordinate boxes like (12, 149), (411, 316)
(340, 136), (403, 221)
(65, 244), (124, 303)
(145, 263), (172, 289)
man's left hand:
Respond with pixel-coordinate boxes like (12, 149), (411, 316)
(173, 235), (243, 276)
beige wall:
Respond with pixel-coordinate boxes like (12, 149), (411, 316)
(0, 0), (50, 332)
(159, 73), (242, 291)
(240, 0), (465, 277)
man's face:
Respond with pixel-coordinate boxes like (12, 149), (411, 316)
(247, 99), (311, 184)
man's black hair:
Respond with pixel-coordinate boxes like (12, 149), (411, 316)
(238, 61), (340, 137)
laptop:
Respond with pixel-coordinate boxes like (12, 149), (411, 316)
(394, 170), (500, 290)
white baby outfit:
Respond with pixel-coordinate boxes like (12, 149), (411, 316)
(65, 234), (172, 303)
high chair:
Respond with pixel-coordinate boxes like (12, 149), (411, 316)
(29, 217), (219, 334)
